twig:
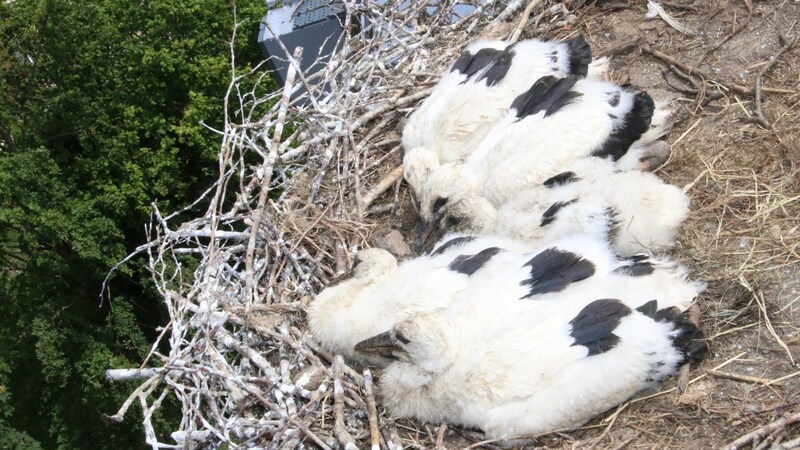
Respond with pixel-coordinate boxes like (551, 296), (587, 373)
(707, 369), (782, 386)
(383, 421), (404, 450)
(357, 166), (405, 216)
(597, 38), (641, 58)
(333, 356), (358, 450)
(721, 411), (800, 450)
(508, 0), (542, 42)
(772, 435), (800, 450)
(435, 423), (448, 449)
(364, 369), (381, 450)
(751, 33), (799, 129)
(245, 46), (304, 312)
(494, 0), (525, 23)
(643, 45), (753, 95)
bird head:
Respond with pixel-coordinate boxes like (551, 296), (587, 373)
(352, 248), (398, 279)
(403, 147), (441, 201)
(355, 312), (455, 375)
(438, 196), (498, 234)
(419, 164), (478, 223)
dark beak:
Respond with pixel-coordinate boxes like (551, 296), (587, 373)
(413, 219), (447, 254)
(355, 330), (403, 359)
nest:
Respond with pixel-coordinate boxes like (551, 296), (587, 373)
(105, 1), (800, 448)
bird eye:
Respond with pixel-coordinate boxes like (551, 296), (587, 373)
(395, 332), (410, 345)
(432, 197), (449, 214)
(446, 216), (463, 228)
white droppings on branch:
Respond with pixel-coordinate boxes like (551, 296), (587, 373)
(106, 368), (161, 381)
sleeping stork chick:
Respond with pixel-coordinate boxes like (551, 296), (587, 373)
(307, 235), (538, 364)
(436, 157), (689, 256)
(403, 35), (601, 200)
(356, 281), (707, 439)
(307, 248), (398, 363)
(418, 76), (659, 223)
(308, 232), (624, 364)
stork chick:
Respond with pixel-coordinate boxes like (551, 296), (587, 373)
(418, 76), (659, 222)
(437, 157), (689, 256)
(307, 236), (533, 363)
(403, 35), (600, 199)
(357, 287), (706, 439)
(308, 233), (627, 364)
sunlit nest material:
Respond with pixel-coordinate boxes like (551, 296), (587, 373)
(103, 0), (800, 449)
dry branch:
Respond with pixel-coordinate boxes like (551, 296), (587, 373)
(721, 411), (800, 450)
(103, 1), (503, 448)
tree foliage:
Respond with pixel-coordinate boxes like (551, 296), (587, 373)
(0, 0), (273, 447)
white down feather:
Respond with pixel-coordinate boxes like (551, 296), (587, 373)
(403, 36), (605, 199)
(360, 245), (704, 438)
(437, 157), (689, 256)
(418, 78), (657, 222)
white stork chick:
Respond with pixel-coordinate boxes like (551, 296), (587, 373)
(307, 235), (537, 363)
(355, 272), (707, 439)
(428, 233), (701, 312)
(307, 248), (398, 363)
(418, 76), (659, 222)
(403, 35), (598, 199)
(308, 232), (626, 364)
(437, 157), (689, 256)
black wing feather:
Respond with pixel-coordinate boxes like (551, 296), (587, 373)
(430, 236), (476, 256)
(510, 75), (582, 120)
(543, 171), (580, 188)
(569, 298), (632, 356)
(448, 247), (502, 275)
(450, 47), (506, 78)
(475, 48), (515, 87)
(593, 92), (656, 161)
(635, 299), (659, 317)
(520, 248), (596, 298)
(614, 254), (656, 277)
(566, 34), (592, 77)
(540, 199), (577, 227)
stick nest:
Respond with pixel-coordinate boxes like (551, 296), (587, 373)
(106, 1), (800, 448)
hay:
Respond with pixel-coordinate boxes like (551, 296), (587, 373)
(105, 0), (800, 448)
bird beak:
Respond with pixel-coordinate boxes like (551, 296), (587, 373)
(413, 220), (446, 254)
(355, 330), (403, 360)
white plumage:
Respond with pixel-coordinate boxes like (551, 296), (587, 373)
(307, 248), (399, 363)
(418, 76), (659, 222)
(403, 35), (600, 199)
(354, 237), (706, 439)
(437, 157), (689, 256)
(308, 233), (700, 364)
(307, 235), (540, 363)
(306, 26), (703, 444)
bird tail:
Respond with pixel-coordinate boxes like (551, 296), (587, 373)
(672, 316), (709, 367)
(633, 99), (672, 146)
(592, 91), (656, 161)
(510, 75), (581, 120)
(586, 56), (610, 80)
(636, 304), (708, 367)
(566, 35), (592, 77)
(614, 99), (673, 171)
